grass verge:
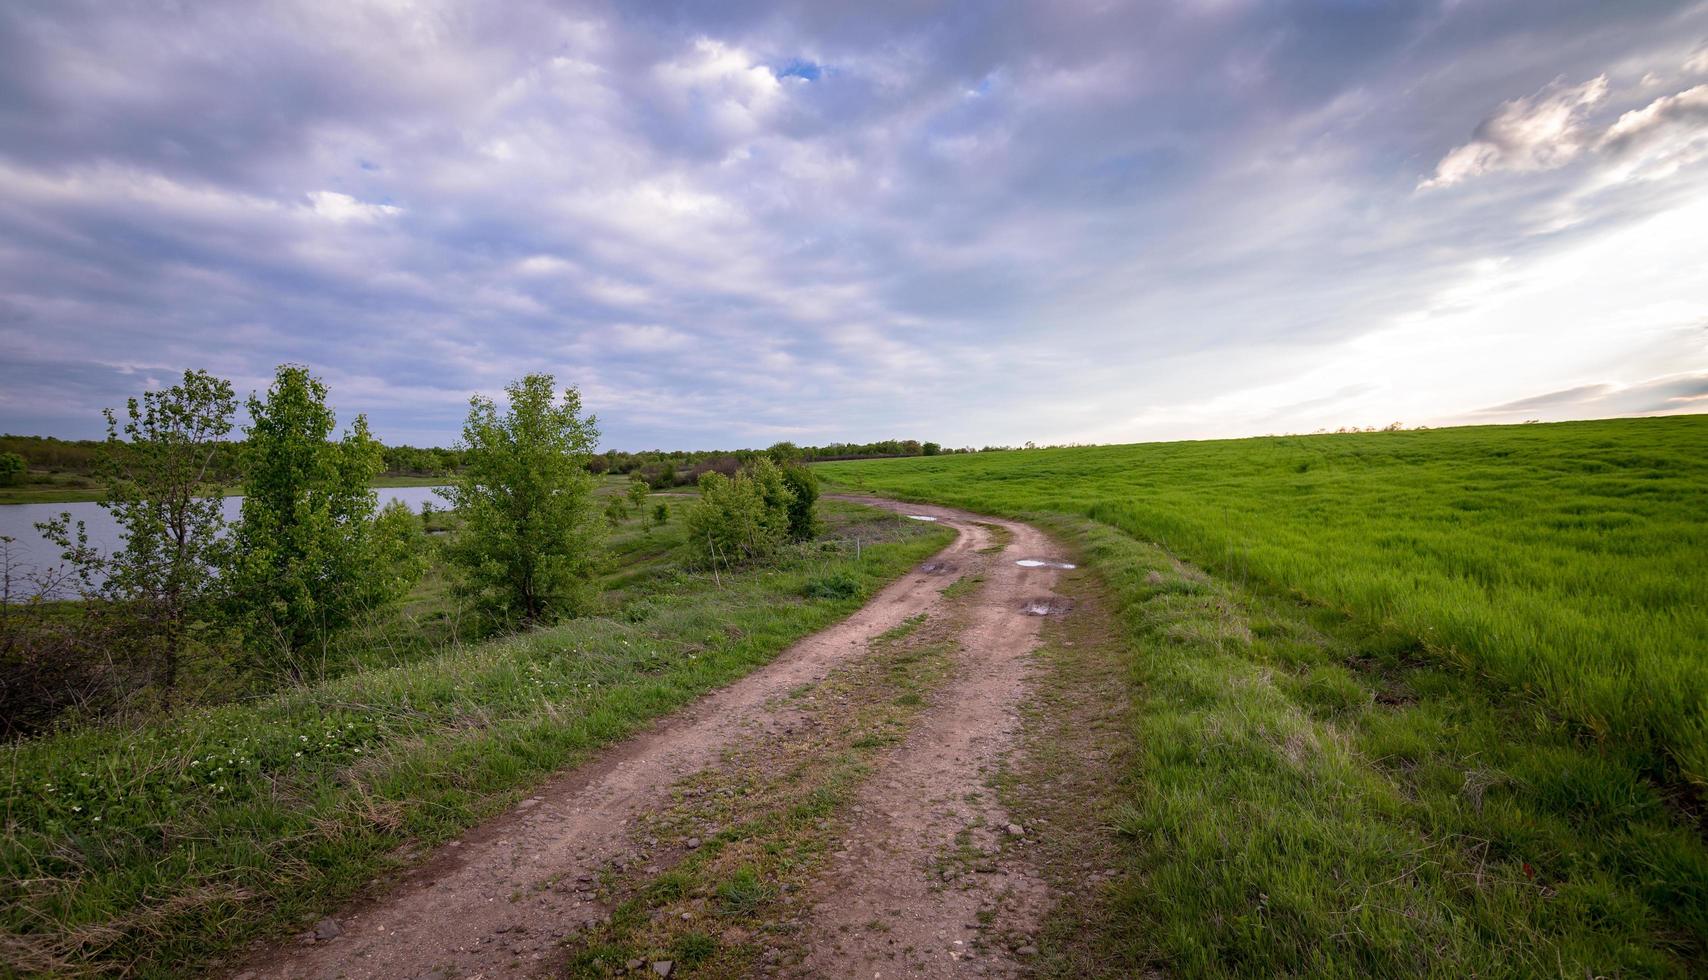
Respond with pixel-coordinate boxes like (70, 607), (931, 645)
(1018, 514), (1707, 977)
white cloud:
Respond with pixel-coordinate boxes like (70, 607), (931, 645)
(307, 190), (402, 222)
(1595, 84), (1708, 180)
(1421, 75), (1608, 188)
(1688, 44), (1708, 75)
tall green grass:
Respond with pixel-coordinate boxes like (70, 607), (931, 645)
(1032, 515), (1707, 976)
(820, 416), (1708, 783)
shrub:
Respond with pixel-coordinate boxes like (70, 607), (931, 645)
(685, 459), (794, 567)
(780, 464), (820, 541)
(803, 570), (860, 600)
(0, 451), (24, 486)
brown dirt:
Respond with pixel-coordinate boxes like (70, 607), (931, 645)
(791, 499), (1067, 979)
(236, 497), (1069, 980)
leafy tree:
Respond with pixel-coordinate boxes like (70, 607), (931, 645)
(626, 476), (649, 509)
(37, 370), (237, 697)
(652, 501), (670, 528)
(921, 442), (941, 456)
(223, 365), (421, 676)
(780, 464), (821, 541)
(0, 452), (24, 486)
(440, 374), (603, 624)
(605, 495), (630, 526)
(766, 441), (802, 464)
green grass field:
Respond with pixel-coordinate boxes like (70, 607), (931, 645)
(0, 499), (950, 977)
(820, 415), (1708, 975)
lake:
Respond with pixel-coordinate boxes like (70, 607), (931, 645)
(0, 486), (447, 596)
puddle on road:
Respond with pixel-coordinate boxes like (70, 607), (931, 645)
(1015, 559), (1076, 570)
(919, 561), (956, 575)
(1022, 597), (1076, 616)
(906, 515), (939, 522)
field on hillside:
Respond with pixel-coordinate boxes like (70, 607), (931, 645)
(822, 416), (1708, 782)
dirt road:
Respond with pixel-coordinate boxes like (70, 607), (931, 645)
(238, 497), (1071, 979)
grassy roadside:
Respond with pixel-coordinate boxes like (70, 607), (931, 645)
(0, 511), (952, 977)
(1011, 514), (1707, 977)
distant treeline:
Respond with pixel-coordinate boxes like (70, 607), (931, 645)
(0, 434), (963, 484)
(593, 439), (961, 488)
(0, 434), (462, 479)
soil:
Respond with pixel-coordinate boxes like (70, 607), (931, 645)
(235, 497), (1073, 980)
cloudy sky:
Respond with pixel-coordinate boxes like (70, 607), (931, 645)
(2, 1), (1707, 449)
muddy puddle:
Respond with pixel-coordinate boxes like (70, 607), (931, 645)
(919, 560), (957, 574)
(1016, 558), (1076, 569)
(906, 514), (939, 522)
(1022, 597), (1075, 616)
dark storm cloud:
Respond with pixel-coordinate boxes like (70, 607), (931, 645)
(2, 0), (1707, 447)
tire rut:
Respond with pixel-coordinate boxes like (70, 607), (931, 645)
(794, 499), (1067, 979)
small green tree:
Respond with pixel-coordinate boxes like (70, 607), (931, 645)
(605, 495), (630, 526)
(780, 464), (820, 541)
(440, 375), (603, 624)
(0, 452), (25, 486)
(223, 365), (421, 677)
(626, 475), (649, 509)
(38, 369), (237, 697)
(766, 441), (803, 465)
(652, 501), (670, 528)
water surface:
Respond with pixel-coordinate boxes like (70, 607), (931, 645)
(0, 486), (446, 594)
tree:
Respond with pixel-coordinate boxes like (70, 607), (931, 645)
(223, 365), (421, 676)
(921, 442), (941, 457)
(440, 374), (603, 624)
(652, 501), (669, 528)
(626, 475), (649, 509)
(37, 370), (237, 698)
(0, 452), (24, 486)
(766, 441), (802, 464)
(605, 495), (630, 526)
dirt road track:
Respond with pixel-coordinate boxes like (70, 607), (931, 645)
(239, 497), (1069, 980)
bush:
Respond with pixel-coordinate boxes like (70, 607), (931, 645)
(802, 570), (860, 600)
(685, 459), (794, 567)
(780, 464), (820, 541)
(0, 451), (24, 486)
